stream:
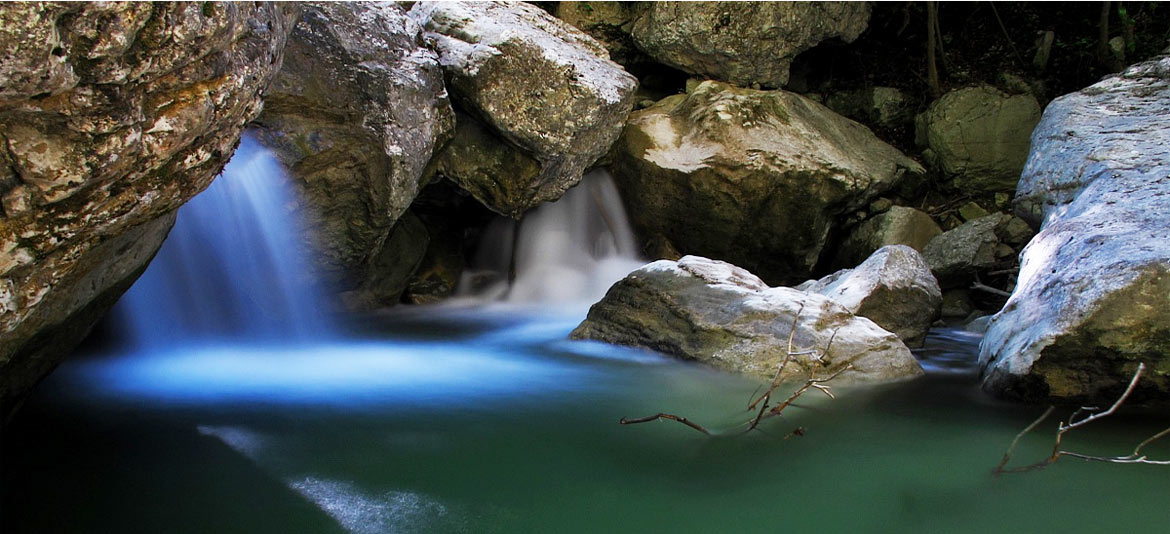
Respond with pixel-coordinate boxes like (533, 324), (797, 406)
(2, 137), (1167, 534)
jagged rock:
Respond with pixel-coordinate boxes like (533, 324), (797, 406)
(0, 2), (298, 417)
(825, 87), (913, 132)
(611, 80), (924, 284)
(338, 211), (429, 311)
(835, 206), (942, 269)
(806, 245), (942, 346)
(980, 57), (1170, 404)
(915, 86), (1042, 193)
(922, 213), (1032, 288)
(629, 2), (870, 88)
(571, 256), (924, 384)
(253, 2), (454, 306)
(411, 1), (638, 217)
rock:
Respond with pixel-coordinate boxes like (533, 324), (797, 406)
(958, 201), (990, 221)
(411, 1), (638, 217)
(339, 211), (429, 311)
(825, 87), (913, 132)
(980, 57), (1170, 405)
(426, 112), (543, 218)
(571, 256), (924, 384)
(941, 289), (975, 319)
(915, 86), (1042, 193)
(253, 2), (454, 306)
(922, 213), (1032, 288)
(835, 206), (942, 269)
(553, 1), (646, 68)
(403, 216), (466, 305)
(805, 245), (942, 346)
(0, 2), (298, 417)
(611, 80), (924, 284)
(629, 2), (870, 88)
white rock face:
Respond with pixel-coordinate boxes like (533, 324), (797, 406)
(410, 1), (638, 217)
(980, 57), (1170, 404)
(807, 245), (942, 346)
(572, 256), (924, 384)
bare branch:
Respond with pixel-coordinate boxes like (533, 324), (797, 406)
(994, 363), (1170, 474)
(619, 413), (711, 435)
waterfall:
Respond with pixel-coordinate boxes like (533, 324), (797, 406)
(459, 169), (646, 306)
(113, 134), (333, 348)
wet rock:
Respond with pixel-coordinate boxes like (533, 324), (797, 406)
(0, 2), (298, 416)
(980, 57), (1170, 405)
(915, 85), (1041, 193)
(339, 211), (429, 310)
(941, 289), (975, 319)
(611, 80), (923, 284)
(629, 2), (870, 88)
(411, 1), (638, 217)
(571, 256), (924, 384)
(806, 245), (942, 347)
(254, 2), (454, 305)
(835, 206), (942, 270)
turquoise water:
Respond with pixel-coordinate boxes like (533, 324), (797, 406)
(3, 308), (1168, 533)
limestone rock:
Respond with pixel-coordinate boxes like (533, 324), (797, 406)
(806, 245), (942, 346)
(629, 2), (870, 88)
(254, 2), (454, 306)
(915, 86), (1041, 193)
(980, 57), (1170, 405)
(835, 206), (942, 269)
(0, 2), (298, 416)
(922, 213), (1032, 288)
(571, 256), (924, 384)
(611, 80), (924, 284)
(411, 1), (638, 217)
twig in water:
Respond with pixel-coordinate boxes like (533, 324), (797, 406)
(620, 413), (711, 435)
(994, 363), (1170, 475)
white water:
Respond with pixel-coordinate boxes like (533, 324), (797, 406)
(458, 169), (646, 309)
(112, 134), (333, 348)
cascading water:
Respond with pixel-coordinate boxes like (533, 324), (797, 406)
(459, 169), (646, 308)
(112, 133), (333, 348)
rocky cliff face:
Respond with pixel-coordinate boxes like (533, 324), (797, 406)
(980, 56), (1170, 405)
(252, 2), (454, 309)
(0, 2), (298, 417)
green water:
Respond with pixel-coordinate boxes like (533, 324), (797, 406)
(3, 307), (1168, 533)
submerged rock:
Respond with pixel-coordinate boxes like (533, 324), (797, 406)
(806, 245), (942, 347)
(629, 2), (870, 88)
(915, 86), (1042, 193)
(411, 1), (638, 217)
(571, 256), (924, 384)
(980, 57), (1170, 404)
(0, 2), (299, 416)
(254, 2), (454, 307)
(611, 80), (924, 284)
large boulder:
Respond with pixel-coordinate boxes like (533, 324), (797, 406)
(571, 256), (924, 384)
(611, 80), (924, 284)
(834, 206), (942, 269)
(411, 1), (638, 217)
(806, 245), (942, 347)
(915, 86), (1042, 193)
(253, 2), (454, 307)
(980, 57), (1170, 405)
(0, 2), (298, 416)
(629, 2), (870, 89)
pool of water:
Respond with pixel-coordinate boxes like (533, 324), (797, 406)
(3, 308), (1168, 533)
